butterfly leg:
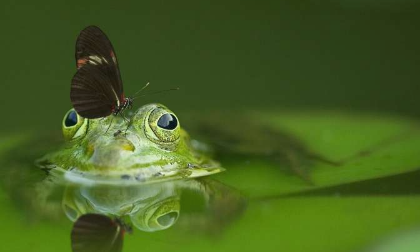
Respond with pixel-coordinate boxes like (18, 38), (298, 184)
(105, 116), (114, 134)
(120, 112), (131, 136)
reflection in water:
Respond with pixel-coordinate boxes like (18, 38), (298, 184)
(71, 214), (126, 252)
(36, 175), (246, 252)
(63, 181), (183, 232)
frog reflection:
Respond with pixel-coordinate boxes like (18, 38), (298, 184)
(63, 182), (181, 232)
(61, 178), (245, 233)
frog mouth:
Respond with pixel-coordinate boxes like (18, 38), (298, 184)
(52, 165), (224, 186)
(48, 138), (225, 186)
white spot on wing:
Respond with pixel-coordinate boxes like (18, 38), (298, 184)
(88, 55), (109, 64)
(111, 88), (120, 107)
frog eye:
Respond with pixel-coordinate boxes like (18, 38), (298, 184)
(157, 114), (178, 130)
(62, 109), (88, 141)
(146, 107), (180, 143)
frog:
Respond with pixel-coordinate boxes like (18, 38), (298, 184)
(37, 103), (224, 184)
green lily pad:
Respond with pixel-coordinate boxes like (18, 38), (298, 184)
(214, 111), (420, 198)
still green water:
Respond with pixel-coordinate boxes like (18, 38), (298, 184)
(1, 110), (420, 252)
(1, 1), (420, 252)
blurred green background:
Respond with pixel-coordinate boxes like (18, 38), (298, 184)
(1, 0), (419, 132)
(1, 1), (420, 252)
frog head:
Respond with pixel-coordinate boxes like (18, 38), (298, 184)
(42, 103), (222, 184)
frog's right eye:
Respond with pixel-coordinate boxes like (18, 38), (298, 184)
(62, 109), (87, 141)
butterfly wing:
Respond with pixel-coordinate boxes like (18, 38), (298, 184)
(71, 214), (124, 252)
(71, 26), (124, 118)
(71, 64), (120, 118)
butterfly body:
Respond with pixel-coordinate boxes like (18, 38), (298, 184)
(112, 97), (132, 116)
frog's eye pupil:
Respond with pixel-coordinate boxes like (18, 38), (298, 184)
(65, 110), (78, 127)
(157, 113), (178, 130)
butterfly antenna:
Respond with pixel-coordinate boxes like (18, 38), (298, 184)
(130, 82), (150, 98)
(131, 87), (180, 100)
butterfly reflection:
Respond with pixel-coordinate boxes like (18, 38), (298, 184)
(71, 214), (127, 252)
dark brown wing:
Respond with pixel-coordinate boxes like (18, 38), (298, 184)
(71, 214), (124, 252)
(71, 64), (119, 118)
(75, 25), (123, 101)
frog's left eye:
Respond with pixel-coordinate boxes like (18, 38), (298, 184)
(146, 107), (180, 143)
(62, 109), (87, 141)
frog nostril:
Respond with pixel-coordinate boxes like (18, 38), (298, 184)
(120, 140), (135, 152)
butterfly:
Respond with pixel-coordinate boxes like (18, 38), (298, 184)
(70, 26), (133, 119)
(71, 213), (131, 252)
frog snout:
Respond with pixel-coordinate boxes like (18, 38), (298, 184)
(89, 139), (135, 168)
